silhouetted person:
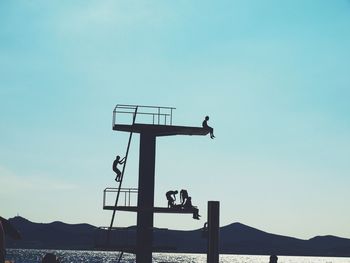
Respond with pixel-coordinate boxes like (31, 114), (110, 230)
(0, 217), (21, 263)
(0, 220), (4, 263)
(183, 196), (200, 220)
(113, 155), (125, 182)
(180, 189), (189, 205)
(269, 255), (278, 263)
(166, 190), (178, 208)
(42, 253), (60, 263)
(202, 116), (215, 139)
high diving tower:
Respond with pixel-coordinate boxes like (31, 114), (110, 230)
(103, 104), (210, 263)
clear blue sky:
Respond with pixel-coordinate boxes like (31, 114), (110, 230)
(1, 0), (350, 239)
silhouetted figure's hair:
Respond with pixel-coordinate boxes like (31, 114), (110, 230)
(112, 155), (126, 182)
(165, 190), (178, 208)
(42, 253), (60, 263)
(202, 116), (215, 139)
(269, 255), (278, 263)
(180, 189), (189, 205)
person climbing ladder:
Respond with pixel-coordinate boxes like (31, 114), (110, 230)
(112, 155), (126, 182)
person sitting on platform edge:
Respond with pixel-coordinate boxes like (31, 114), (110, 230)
(180, 189), (189, 206)
(202, 116), (215, 139)
(113, 155), (126, 182)
(166, 190), (178, 208)
(183, 196), (201, 220)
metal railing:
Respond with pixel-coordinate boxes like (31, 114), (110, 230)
(103, 187), (138, 207)
(112, 104), (176, 127)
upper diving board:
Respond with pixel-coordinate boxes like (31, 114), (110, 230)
(113, 123), (209, 137)
(112, 104), (210, 137)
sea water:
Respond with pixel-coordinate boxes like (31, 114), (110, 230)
(5, 249), (350, 263)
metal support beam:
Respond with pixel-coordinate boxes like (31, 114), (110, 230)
(207, 201), (220, 263)
(136, 132), (156, 263)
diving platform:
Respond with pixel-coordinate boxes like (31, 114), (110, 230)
(113, 123), (209, 137)
(103, 205), (199, 214)
(103, 187), (199, 216)
(112, 104), (210, 137)
(104, 104), (209, 263)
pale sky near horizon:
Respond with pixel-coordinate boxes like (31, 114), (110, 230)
(1, 1), (350, 239)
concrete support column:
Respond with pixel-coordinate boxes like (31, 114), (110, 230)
(207, 201), (220, 263)
(136, 133), (156, 263)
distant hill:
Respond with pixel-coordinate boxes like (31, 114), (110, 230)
(6, 216), (96, 250)
(5, 216), (350, 257)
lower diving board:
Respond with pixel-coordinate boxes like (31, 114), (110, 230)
(103, 206), (197, 214)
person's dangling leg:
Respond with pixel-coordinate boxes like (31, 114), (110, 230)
(210, 127), (215, 139)
(193, 208), (200, 219)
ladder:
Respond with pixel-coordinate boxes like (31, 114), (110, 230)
(107, 106), (138, 246)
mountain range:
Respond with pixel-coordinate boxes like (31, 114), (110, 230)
(5, 216), (350, 257)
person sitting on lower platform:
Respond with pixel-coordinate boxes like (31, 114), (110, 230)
(183, 196), (201, 220)
(180, 189), (189, 206)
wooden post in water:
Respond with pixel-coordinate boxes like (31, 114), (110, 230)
(207, 201), (220, 263)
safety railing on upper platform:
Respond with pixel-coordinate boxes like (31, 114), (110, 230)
(113, 104), (176, 127)
(104, 187), (138, 208)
